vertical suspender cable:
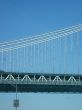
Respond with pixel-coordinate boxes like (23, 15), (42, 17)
(9, 51), (12, 71)
(42, 43), (43, 73)
(49, 41), (51, 73)
(17, 48), (19, 72)
(5, 51), (7, 71)
(30, 45), (32, 73)
(52, 40), (54, 74)
(4, 51), (6, 71)
(50, 40), (52, 73)
(37, 43), (39, 73)
(51, 40), (53, 73)
(65, 35), (67, 74)
(33, 44), (35, 73)
(77, 32), (80, 75)
(1, 51), (3, 71)
(42, 42), (45, 73)
(12, 50), (14, 72)
(44, 41), (47, 73)
(54, 40), (57, 73)
(70, 34), (73, 74)
(23, 46), (26, 72)
(56, 38), (58, 73)
(41, 43), (43, 73)
(58, 37), (61, 74)
(53, 39), (56, 74)
(25, 42), (28, 72)
(57, 37), (59, 73)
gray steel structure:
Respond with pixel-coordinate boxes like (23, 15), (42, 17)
(0, 24), (82, 93)
(0, 71), (82, 93)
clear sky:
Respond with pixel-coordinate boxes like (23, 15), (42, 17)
(0, 0), (82, 110)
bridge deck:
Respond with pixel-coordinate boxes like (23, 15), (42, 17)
(0, 71), (82, 93)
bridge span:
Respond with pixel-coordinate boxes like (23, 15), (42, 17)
(0, 71), (82, 93)
(0, 24), (82, 93)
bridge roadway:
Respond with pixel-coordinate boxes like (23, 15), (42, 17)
(0, 71), (82, 93)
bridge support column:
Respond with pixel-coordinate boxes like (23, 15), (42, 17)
(13, 84), (19, 110)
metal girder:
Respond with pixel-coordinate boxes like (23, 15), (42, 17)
(0, 71), (82, 93)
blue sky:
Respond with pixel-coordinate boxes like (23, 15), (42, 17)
(0, 0), (82, 41)
(0, 0), (82, 110)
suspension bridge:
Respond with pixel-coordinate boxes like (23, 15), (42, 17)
(0, 24), (82, 93)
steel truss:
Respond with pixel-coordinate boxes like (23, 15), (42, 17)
(0, 71), (82, 93)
